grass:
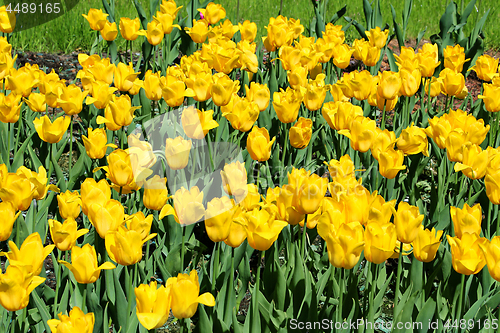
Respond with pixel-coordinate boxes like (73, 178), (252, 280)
(7, 0), (500, 53)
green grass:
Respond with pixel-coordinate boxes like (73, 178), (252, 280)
(7, 0), (500, 53)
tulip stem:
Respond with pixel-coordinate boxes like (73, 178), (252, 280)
(82, 284), (87, 312)
(380, 102), (387, 131)
(181, 225), (185, 274)
(7, 122), (10, 170)
(206, 133), (215, 172)
(255, 162), (260, 192)
(367, 262), (378, 331)
(393, 242), (403, 323)
(69, 115), (73, 183)
(10, 311), (15, 333)
(456, 273), (465, 322)
(212, 242), (220, 292)
(337, 268), (344, 324)
(282, 123), (289, 173)
(301, 215), (308, 259)
(53, 250), (61, 317)
(126, 264), (134, 330)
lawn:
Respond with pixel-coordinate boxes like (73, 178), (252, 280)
(7, 0), (500, 53)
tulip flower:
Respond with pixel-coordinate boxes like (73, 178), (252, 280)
(322, 101), (363, 131)
(0, 5), (16, 33)
(469, 54), (499, 81)
(16, 165), (58, 201)
(167, 269), (215, 319)
(85, 81), (117, 110)
(413, 226), (443, 262)
(238, 20), (257, 42)
(0, 265), (45, 311)
(49, 218), (89, 251)
(97, 149), (136, 187)
(220, 161), (248, 197)
(24, 92), (46, 112)
(391, 202), (424, 243)
(142, 70), (162, 101)
(224, 209), (248, 247)
(289, 117), (312, 149)
(181, 106), (219, 140)
(447, 233), (487, 275)
(237, 184), (261, 212)
(126, 212), (154, 240)
(59, 244), (116, 284)
(478, 82), (500, 112)
(160, 186), (205, 225)
(160, 0), (183, 17)
(331, 43), (354, 69)
(6, 68), (38, 97)
(366, 27), (389, 48)
(135, 281), (171, 330)
(450, 203), (482, 239)
(82, 8), (108, 30)
(0, 201), (19, 241)
(164, 136), (192, 170)
(321, 222), (365, 269)
(198, 2), (226, 25)
(0, 172), (35, 211)
(185, 19), (209, 43)
(146, 20), (164, 46)
(1, 232), (55, 276)
(439, 68), (465, 97)
(48, 306), (95, 333)
(486, 171), (500, 205)
(154, 11), (180, 34)
(82, 127), (117, 160)
(246, 126), (276, 162)
(106, 225), (156, 266)
(80, 178), (111, 216)
(417, 43), (440, 77)
(367, 194), (395, 225)
(55, 84), (88, 115)
(100, 21), (118, 41)
(55, 191), (80, 221)
(205, 196), (236, 242)
(349, 70), (376, 101)
(338, 116), (378, 153)
(0, 52), (16, 82)
(119, 17), (147, 41)
(142, 175), (169, 211)
(0, 92), (22, 123)
(323, 23), (344, 45)
(454, 144), (489, 179)
(399, 68), (421, 97)
(445, 129), (468, 163)
(236, 207), (288, 251)
(272, 87), (303, 123)
(374, 148), (406, 179)
(443, 44), (469, 72)
(184, 67), (213, 102)
(88, 199), (125, 238)
(160, 73), (189, 107)
(304, 74), (328, 111)
(397, 124), (429, 156)
(245, 82), (270, 112)
(287, 65), (308, 90)
(114, 62), (141, 92)
(222, 95), (259, 132)
(291, 172), (328, 215)
(479, 237), (500, 282)
(211, 73), (239, 106)
(364, 222), (397, 264)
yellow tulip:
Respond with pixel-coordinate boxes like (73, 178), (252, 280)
(59, 244), (115, 284)
(445, 129), (468, 163)
(443, 44), (469, 72)
(88, 199), (125, 238)
(80, 178), (111, 216)
(0, 172), (35, 211)
(154, 11), (180, 35)
(367, 194), (396, 225)
(262, 16), (295, 51)
(126, 212), (154, 240)
(292, 172), (328, 215)
(377, 71), (401, 100)
(165, 136), (192, 170)
(160, 186), (205, 225)
(160, 72), (189, 107)
(160, 0), (183, 18)
(322, 101), (363, 131)
(413, 226), (443, 263)
(245, 82), (270, 112)
(364, 222), (397, 264)
(439, 68), (465, 97)
(289, 117), (312, 149)
(479, 237), (500, 282)
(246, 126), (276, 162)
(0, 52), (16, 81)
(82, 8), (108, 30)
(0, 202), (19, 241)
(366, 27), (389, 48)
(321, 222), (365, 269)
(57, 190), (82, 220)
(392, 202), (424, 243)
(24, 92), (46, 112)
(57, 84), (89, 115)
(98, 149), (135, 187)
(374, 148), (406, 179)
(331, 43), (354, 69)
(143, 70), (163, 101)
(454, 144), (489, 179)
(370, 128), (396, 157)
(167, 269), (215, 319)
(6, 68), (38, 97)
(238, 40), (259, 73)
(323, 23), (345, 45)
(146, 20), (164, 46)
(478, 82), (500, 112)
(142, 175), (169, 211)
(486, 171), (500, 205)
(224, 208), (248, 247)
(325, 154), (355, 180)
(450, 203), (482, 239)
(272, 87), (302, 123)
(185, 19), (209, 44)
(134, 281), (171, 330)
(0, 5), (16, 33)
(181, 106), (219, 140)
(395, 46), (418, 71)
(85, 80), (117, 109)
(114, 62), (140, 92)
(16, 165), (58, 201)
(106, 225), (156, 266)
(48, 306), (95, 333)
(304, 74), (327, 111)
(349, 70), (376, 101)
(447, 233), (487, 275)
(205, 196), (236, 242)
(237, 207), (288, 251)
(0, 265), (44, 311)
(184, 67), (213, 102)
(469, 54), (498, 82)
(397, 124), (429, 156)
(49, 218), (89, 252)
(0, 92), (22, 123)
(82, 127), (116, 160)
(222, 94), (259, 132)
(220, 161), (248, 197)
(198, 2), (226, 25)
(211, 73), (240, 106)
(119, 17), (147, 41)
(338, 116), (378, 153)
(417, 43), (440, 77)
(399, 68), (421, 97)
(100, 21), (118, 41)
(287, 65), (308, 90)
(238, 20), (257, 42)
(1, 232), (54, 276)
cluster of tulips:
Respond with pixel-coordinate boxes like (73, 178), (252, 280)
(2, 0), (500, 331)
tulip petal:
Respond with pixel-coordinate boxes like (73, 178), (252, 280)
(196, 292), (215, 307)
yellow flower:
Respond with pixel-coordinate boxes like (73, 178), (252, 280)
(479, 237), (500, 282)
(238, 20), (257, 42)
(245, 82), (270, 112)
(331, 43), (354, 69)
(486, 171), (500, 205)
(0, 5), (16, 33)
(16, 165), (58, 201)
(114, 62), (140, 92)
(56, 191), (81, 221)
(160, 186), (205, 226)
(57, 84), (89, 115)
(417, 43), (440, 77)
(88, 199), (125, 239)
(469, 54), (498, 82)
(211, 73), (239, 106)
(143, 70), (163, 101)
(377, 71), (401, 100)
(181, 106), (219, 140)
(165, 136), (192, 170)
(224, 208), (248, 247)
(205, 196), (236, 242)
(374, 148), (406, 179)
(105, 225), (156, 266)
(85, 80), (117, 110)
(47, 306), (95, 333)
(24, 92), (46, 112)
(0, 172), (35, 211)
(478, 82), (500, 112)
(320, 222), (364, 269)
(289, 169), (328, 215)
(272, 87), (303, 123)
(80, 178), (111, 216)
(289, 117), (312, 149)
(154, 11), (180, 34)
(33, 115), (70, 144)
(399, 68), (421, 97)
(146, 20), (164, 46)
(119, 17), (147, 41)
(447, 233), (487, 275)
(100, 149), (136, 187)
(49, 218), (89, 252)
(454, 144), (489, 179)
(160, 72), (189, 107)
(98, 94), (140, 129)
(237, 207), (288, 251)
(322, 101), (363, 131)
(126, 212), (154, 240)
(247, 126), (276, 162)
(413, 226), (443, 263)
(392, 202), (424, 243)
(160, 0), (183, 17)
(364, 222), (397, 264)
(168, 270), (215, 319)
(450, 203), (482, 239)
(220, 161), (248, 197)
(82, 8), (108, 31)
(366, 27), (389, 48)
(338, 116), (377, 153)
(135, 281), (171, 330)
(0, 202), (19, 241)
(443, 44), (469, 72)
(222, 94), (259, 132)
(445, 129), (468, 163)
(185, 19), (209, 43)
(396, 124), (429, 156)
(439, 68), (465, 97)
(6, 68), (38, 97)
(1, 232), (55, 276)
(184, 66), (213, 102)
(100, 21), (118, 41)
(143, 176), (169, 211)
(0, 265), (44, 311)
(0, 92), (22, 123)
(198, 2), (226, 25)
(59, 244), (115, 284)
(304, 74), (327, 111)
(83, 127), (116, 160)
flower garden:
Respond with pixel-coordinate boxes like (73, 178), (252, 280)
(0, 0), (500, 332)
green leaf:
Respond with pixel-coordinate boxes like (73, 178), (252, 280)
(31, 289), (52, 333)
(416, 297), (436, 333)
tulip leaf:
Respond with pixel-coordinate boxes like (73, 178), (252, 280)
(87, 286), (104, 332)
(330, 5), (347, 25)
(415, 296), (436, 333)
(133, 0), (149, 29)
(57, 281), (71, 318)
(11, 130), (35, 171)
(30, 290), (52, 333)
